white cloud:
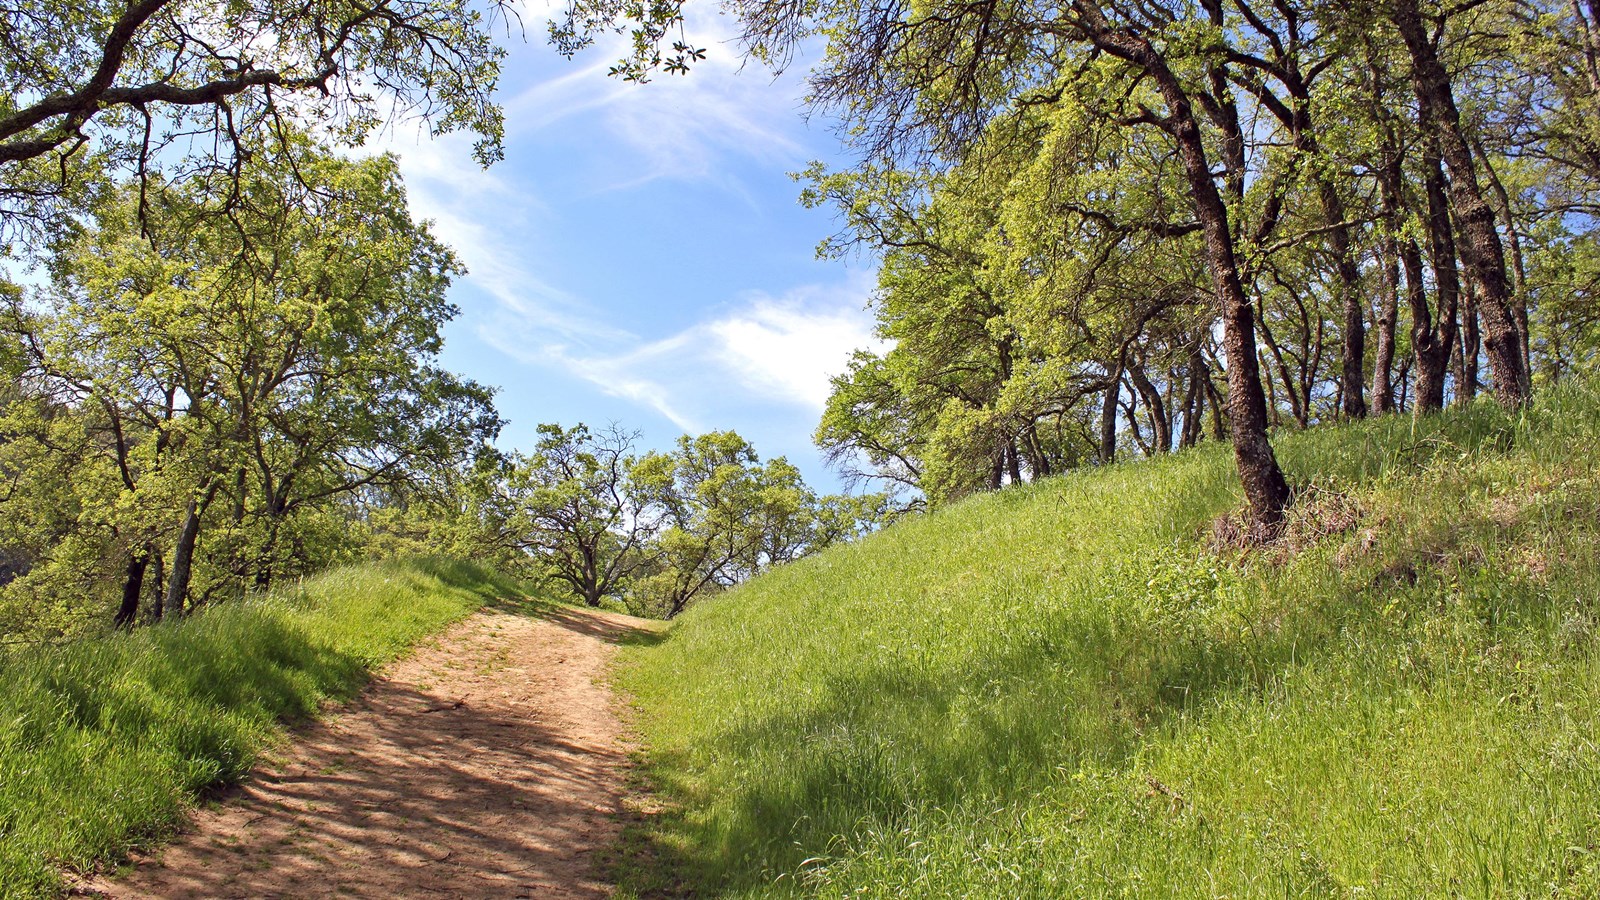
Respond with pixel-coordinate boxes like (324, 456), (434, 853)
(369, 127), (635, 351)
(507, 10), (812, 189)
(474, 275), (882, 434)
(706, 281), (884, 408)
(361, 19), (870, 441)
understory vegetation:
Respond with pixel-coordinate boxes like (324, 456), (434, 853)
(0, 557), (531, 899)
(615, 382), (1600, 898)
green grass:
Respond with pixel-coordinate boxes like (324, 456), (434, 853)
(615, 384), (1600, 898)
(0, 556), (534, 898)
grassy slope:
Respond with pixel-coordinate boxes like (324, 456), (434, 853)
(618, 385), (1600, 898)
(0, 557), (535, 899)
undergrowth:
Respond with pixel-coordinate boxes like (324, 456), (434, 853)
(615, 382), (1600, 898)
(0, 556), (532, 899)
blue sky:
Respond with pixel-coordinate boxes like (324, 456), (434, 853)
(370, 12), (883, 490)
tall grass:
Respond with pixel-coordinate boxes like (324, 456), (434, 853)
(616, 384), (1600, 898)
(0, 556), (531, 898)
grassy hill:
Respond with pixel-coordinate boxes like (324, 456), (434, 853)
(0, 557), (535, 899)
(615, 384), (1600, 898)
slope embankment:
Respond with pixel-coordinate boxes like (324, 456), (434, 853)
(615, 384), (1600, 897)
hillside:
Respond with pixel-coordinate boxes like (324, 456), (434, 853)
(615, 384), (1600, 898)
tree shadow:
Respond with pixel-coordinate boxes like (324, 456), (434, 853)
(540, 608), (668, 647)
(610, 564), (1411, 896)
(105, 671), (629, 898)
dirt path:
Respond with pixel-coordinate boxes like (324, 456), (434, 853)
(89, 606), (660, 900)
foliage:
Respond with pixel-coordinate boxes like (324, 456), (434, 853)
(0, 0), (513, 249)
(0, 557), (534, 899)
(739, 0), (1600, 527)
(625, 431), (882, 619)
(0, 141), (499, 637)
(482, 425), (889, 619)
(614, 381), (1600, 897)
(498, 423), (654, 607)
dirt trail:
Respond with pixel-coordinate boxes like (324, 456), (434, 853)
(90, 606), (660, 900)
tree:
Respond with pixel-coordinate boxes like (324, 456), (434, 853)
(1385, 0), (1528, 407)
(501, 423), (654, 607)
(1, 140), (498, 628)
(625, 431), (874, 617)
(0, 0), (516, 246)
(696, 0), (1306, 527)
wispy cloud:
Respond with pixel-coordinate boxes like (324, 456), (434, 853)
(366, 20), (869, 445)
(476, 274), (882, 434)
(706, 280), (884, 408)
(508, 11), (811, 189)
(369, 128), (635, 350)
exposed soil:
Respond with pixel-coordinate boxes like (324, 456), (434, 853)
(84, 606), (660, 900)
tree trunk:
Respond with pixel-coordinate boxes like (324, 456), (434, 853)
(1180, 340), (1206, 448)
(1205, 367), (1226, 441)
(1413, 154), (1460, 412)
(1025, 423), (1051, 478)
(1371, 230), (1400, 415)
(1318, 179), (1366, 418)
(1393, 0), (1526, 406)
(164, 501), (202, 617)
(1257, 306), (1307, 428)
(1128, 361), (1171, 453)
(1074, 1), (1291, 529)
(115, 549), (150, 628)
(253, 497), (287, 592)
(1005, 438), (1023, 484)
(1476, 138), (1532, 394)
(149, 548), (165, 622)
(1099, 359), (1122, 464)
(1460, 283), (1481, 403)
(164, 484), (217, 616)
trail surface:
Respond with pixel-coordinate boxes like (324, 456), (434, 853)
(93, 606), (658, 899)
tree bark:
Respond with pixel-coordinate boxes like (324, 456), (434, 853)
(1413, 153), (1460, 412)
(1459, 282), (1481, 403)
(1476, 139), (1532, 394)
(115, 549), (150, 628)
(1099, 358), (1122, 464)
(1180, 340), (1206, 448)
(1392, 0), (1527, 406)
(1074, 1), (1291, 529)
(1128, 361), (1171, 452)
(148, 548), (165, 622)
(1318, 180), (1367, 419)
(164, 483), (218, 616)
(1370, 231), (1401, 415)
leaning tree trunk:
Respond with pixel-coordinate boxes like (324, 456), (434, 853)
(164, 483), (218, 616)
(164, 501), (203, 617)
(1393, 0), (1527, 406)
(1074, 2), (1292, 529)
(1164, 77), (1290, 525)
(1128, 361), (1172, 453)
(1099, 355), (1123, 464)
(1413, 153), (1461, 411)
(1370, 233), (1401, 415)
(1317, 179), (1367, 419)
(114, 548), (150, 628)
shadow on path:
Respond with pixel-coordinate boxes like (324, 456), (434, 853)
(95, 607), (651, 900)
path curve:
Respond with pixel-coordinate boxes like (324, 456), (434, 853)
(91, 606), (658, 899)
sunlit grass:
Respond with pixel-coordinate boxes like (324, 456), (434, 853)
(0, 556), (534, 899)
(616, 383), (1600, 898)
